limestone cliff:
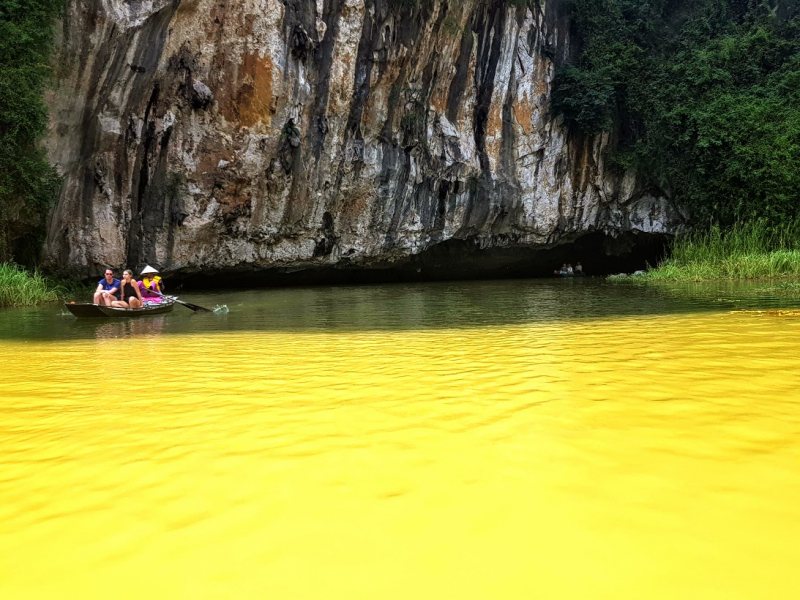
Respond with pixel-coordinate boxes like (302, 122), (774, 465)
(43, 0), (683, 279)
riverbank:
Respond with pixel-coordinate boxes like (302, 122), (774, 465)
(623, 222), (800, 282)
(0, 262), (85, 308)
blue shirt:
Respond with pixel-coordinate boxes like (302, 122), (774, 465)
(98, 277), (121, 300)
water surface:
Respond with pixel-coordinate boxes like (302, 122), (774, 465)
(1, 279), (799, 598)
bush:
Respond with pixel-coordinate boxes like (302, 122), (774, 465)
(551, 65), (616, 133)
(553, 0), (800, 228)
(0, 0), (64, 263)
(0, 262), (59, 306)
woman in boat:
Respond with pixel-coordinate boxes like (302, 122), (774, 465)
(140, 265), (164, 293)
(111, 270), (143, 308)
(138, 265), (163, 304)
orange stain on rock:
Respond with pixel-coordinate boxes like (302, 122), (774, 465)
(195, 145), (233, 182)
(513, 92), (533, 135)
(173, 0), (199, 22)
(486, 102), (503, 140)
(430, 87), (448, 114)
(220, 53), (274, 129)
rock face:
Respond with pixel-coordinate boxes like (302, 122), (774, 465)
(43, 0), (683, 279)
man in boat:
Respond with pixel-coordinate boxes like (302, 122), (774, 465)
(94, 269), (121, 306)
(138, 265), (164, 303)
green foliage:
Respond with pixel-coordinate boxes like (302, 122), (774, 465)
(0, 261), (90, 306)
(632, 219), (800, 281)
(553, 0), (800, 228)
(0, 261), (59, 306)
(551, 65), (615, 132)
(0, 0), (64, 263)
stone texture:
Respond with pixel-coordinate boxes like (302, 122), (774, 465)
(43, 0), (684, 278)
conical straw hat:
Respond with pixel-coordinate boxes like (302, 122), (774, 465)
(140, 265), (160, 275)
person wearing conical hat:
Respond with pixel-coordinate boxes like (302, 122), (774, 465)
(138, 265), (164, 304)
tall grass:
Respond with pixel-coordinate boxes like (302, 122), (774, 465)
(639, 220), (800, 281)
(0, 262), (61, 307)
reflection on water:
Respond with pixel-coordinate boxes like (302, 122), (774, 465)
(5, 278), (800, 341)
(1, 279), (800, 598)
(91, 316), (168, 339)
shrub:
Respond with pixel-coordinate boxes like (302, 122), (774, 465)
(0, 262), (59, 307)
(552, 0), (800, 228)
(0, 0), (64, 263)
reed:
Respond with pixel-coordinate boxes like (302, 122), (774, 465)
(639, 220), (800, 281)
(0, 262), (61, 307)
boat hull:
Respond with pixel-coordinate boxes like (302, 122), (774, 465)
(65, 301), (175, 318)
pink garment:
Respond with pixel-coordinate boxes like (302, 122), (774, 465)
(138, 280), (162, 303)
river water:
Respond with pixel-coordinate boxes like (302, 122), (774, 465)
(1, 279), (799, 599)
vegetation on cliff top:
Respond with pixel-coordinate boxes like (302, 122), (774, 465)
(0, 0), (63, 265)
(553, 0), (800, 229)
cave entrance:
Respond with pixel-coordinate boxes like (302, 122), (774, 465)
(177, 231), (670, 289)
(397, 231), (670, 280)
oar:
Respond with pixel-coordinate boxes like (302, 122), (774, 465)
(150, 289), (212, 312)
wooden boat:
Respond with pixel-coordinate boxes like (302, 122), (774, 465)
(65, 299), (175, 318)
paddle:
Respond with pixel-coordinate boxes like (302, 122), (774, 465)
(149, 288), (212, 312)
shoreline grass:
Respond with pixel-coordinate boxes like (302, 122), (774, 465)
(627, 221), (800, 282)
(0, 262), (88, 308)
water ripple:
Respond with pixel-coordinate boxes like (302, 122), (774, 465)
(1, 284), (800, 598)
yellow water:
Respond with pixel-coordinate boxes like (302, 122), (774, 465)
(2, 310), (800, 598)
